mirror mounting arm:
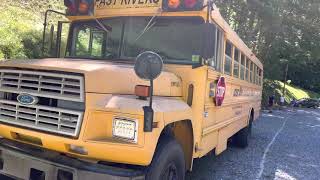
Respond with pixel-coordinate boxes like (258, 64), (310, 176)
(206, 0), (215, 23)
(149, 79), (154, 108)
(134, 51), (163, 133)
(143, 79), (154, 132)
(42, 10), (67, 57)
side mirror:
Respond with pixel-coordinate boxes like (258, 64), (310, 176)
(202, 23), (217, 60)
(134, 51), (163, 132)
(134, 51), (163, 81)
(42, 10), (67, 58)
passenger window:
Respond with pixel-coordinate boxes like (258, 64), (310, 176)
(259, 69), (263, 86)
(75, 28), (90, 56)
(75, 28), (104, 58)
(245, 58), (250, 81)
(224, 41), (232, 75)
(253, 64), (257, 84)
(233, 48), (240, 78)
(250, 62), (254, 83)
(211, 27), (224, 72)
(91, 32), (104, 57)
(256, 66), (260, 85)
(240, 54), (245, 80)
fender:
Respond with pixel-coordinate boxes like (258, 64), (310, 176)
(102, 95), (193, 123)
(101, 94), (194, 165)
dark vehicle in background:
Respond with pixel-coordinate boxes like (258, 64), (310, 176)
(293, 98), (320, 108)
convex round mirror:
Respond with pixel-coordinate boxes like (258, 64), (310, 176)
(134, 51), (163, 80)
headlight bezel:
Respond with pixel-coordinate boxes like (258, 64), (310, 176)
(112, 116), (138, 143)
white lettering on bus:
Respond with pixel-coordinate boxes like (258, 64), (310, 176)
(96, 0), (159, 6)
(216, 87), (225, 98)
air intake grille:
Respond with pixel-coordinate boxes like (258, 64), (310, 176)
(0, 69), (84, 102)
(0, 99), (83, 136)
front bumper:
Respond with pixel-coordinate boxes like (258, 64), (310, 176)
(0, 139), (145, 180)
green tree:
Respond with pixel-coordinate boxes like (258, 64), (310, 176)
(0, 0), (65, 59)
(215, 0), (320, 92)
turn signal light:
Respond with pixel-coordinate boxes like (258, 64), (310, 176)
(184, 0), (197, 8)
(135, 85), (150, 100)
(79, 1), (89, 14)
(163, 0), (203, 11)
(168, 0), (181, 9)
(64, 0), (93, 16)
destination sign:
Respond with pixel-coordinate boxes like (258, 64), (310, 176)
(96, 0), (161, 9)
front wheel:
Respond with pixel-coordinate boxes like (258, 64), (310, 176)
(146, 137), (186, 180)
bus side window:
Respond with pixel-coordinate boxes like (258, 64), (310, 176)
(253, 65), (256, 85)
(224, 41), (232, 75)
(233, 48), (240, 78)
(211, 27), (224, 71)
(217, 30), (225, 71)
(256, 65), (259, 85)
(240, 53), (245, 80)
(209, 24), (224, 72)
(245, 57), (250, 82)
(259, 69), (263, 86)
(250, 61), (254, 83)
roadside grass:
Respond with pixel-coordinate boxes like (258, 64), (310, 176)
(262, 80), (320, 106)
(278, 81), (320, 99)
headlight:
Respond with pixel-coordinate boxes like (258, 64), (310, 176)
(113, 117), (138, 143)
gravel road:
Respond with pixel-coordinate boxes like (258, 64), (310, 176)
(187, 108), (320, 180)
(1, 108), (319, 180)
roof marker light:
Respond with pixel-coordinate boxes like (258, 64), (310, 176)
(168, 0), (181, 9)
(184, 0), (197, 8)
(79, 1), (89, 14)
(64, 0), (77, 14)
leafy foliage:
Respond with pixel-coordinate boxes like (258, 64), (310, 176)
(262, 79), (320, 106)
(0, 0), (319, 94)
(0, 0), (65, 59)
(215, 0), (320, 92)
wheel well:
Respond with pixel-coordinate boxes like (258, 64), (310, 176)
(251, 108), (255, 121)
(157, 120), (194, 171)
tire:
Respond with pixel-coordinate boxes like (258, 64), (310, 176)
(233, 114), (253, 148)
(146, 137), (186, 180)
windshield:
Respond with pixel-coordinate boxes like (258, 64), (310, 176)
(67, 17), (204, 64)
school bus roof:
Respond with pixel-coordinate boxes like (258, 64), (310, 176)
(67, 2), (263, 69)
(67, 10), (207, 21)
(210, 6), (263, 69)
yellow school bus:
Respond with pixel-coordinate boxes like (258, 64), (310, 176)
(0, 0), (263, 179)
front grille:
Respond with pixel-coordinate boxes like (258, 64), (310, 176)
(0, 99), (83, 136)
(0, 69), (84, 102)
(0, 69), (85, 137)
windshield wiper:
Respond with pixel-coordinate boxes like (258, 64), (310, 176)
(134, 8), (162, 42)
(88, 12), (112, 33)
(94, 18), (112, 32)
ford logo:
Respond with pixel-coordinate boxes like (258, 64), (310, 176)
(17, 94), (39, 105)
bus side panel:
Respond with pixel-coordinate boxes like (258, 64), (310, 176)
(215, 115), (248, 155)
(165, 65), (209, 159)
(198, 69), (258, 157)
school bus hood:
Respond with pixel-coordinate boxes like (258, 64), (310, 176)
(0, 58), (182, 96)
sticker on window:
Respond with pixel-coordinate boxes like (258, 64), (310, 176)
(192, 55), (200, 62)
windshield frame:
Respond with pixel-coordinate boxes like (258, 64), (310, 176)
(65, 16), (205, 66)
